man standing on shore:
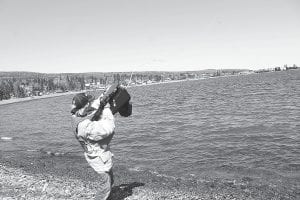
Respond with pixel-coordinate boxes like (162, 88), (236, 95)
(71, 93), (115, 200)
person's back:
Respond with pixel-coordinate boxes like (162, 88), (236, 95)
(71, 93), (115, 199)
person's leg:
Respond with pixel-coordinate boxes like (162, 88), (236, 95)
(108, 170), (114, 186)
(95, 172), (112, 200)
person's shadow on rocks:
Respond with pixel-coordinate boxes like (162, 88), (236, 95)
(108, 182), (145, 200)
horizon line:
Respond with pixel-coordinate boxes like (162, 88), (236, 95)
(0, 68), (261, 74)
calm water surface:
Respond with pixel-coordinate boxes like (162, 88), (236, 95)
(0, 70), (299, 197)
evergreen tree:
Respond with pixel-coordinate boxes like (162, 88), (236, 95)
(80, 76), (85, 90)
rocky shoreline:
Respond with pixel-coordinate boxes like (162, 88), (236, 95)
(0, 164), (96, 200)
(1, 159), (298, 200)
(0, 163), (202, 200)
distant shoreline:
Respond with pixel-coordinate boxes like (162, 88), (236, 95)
(0, 79), (195, 106)
(0, 75), (240, 106)
(127, 78), (191, 87)
(0, 91), (81, 106)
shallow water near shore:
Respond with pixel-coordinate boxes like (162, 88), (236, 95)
(1, 70), (300, 199)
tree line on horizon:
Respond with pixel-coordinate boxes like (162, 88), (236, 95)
(0, 72), (176, 100)
(1, 67), (282, 101)
(0, 75), (85, 100)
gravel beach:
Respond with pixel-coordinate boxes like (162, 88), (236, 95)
(1, 158), (298, 200)
(0, 163), (202, 200)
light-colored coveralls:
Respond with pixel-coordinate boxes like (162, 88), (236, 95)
(72, 99), (115, 200)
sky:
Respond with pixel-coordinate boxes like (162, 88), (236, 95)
(0, 0), (299, 73)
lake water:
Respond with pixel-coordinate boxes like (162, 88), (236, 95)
(0, 70), (299, 199)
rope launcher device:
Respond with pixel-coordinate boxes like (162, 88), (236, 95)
(91, 83), (132, 121)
